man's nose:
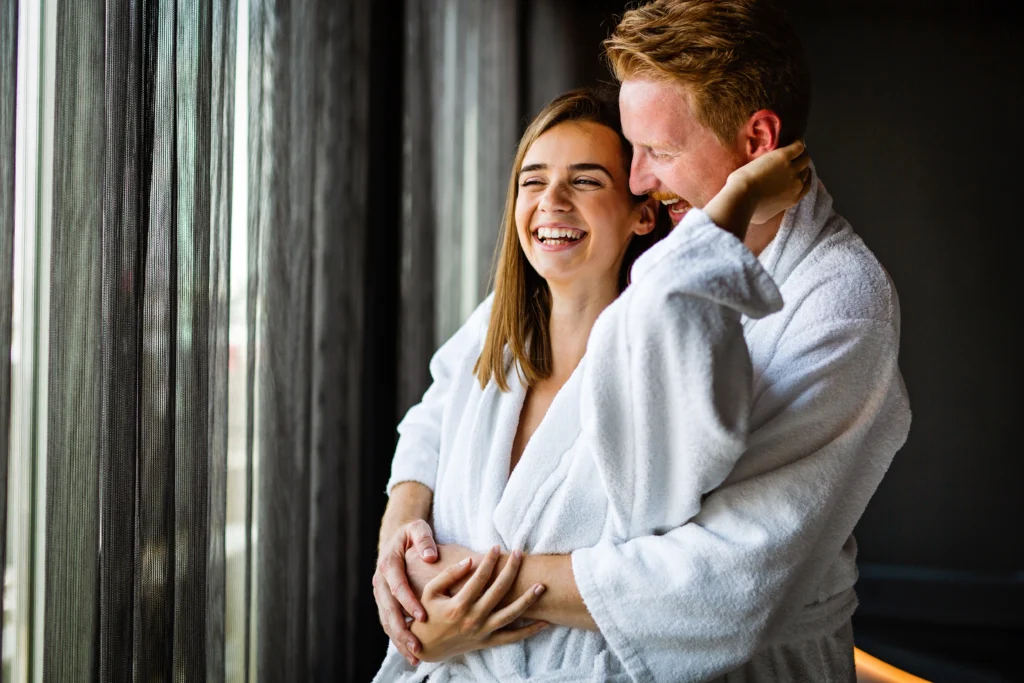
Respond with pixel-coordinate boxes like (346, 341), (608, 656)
(629, 152), (655, 196)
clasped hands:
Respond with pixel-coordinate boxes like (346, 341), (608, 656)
(373, 519), (548, 666)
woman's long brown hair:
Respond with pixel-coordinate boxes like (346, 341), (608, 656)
(473, 88), (672, 391)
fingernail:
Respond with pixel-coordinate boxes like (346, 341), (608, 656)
(407, 640), (417, 652)
(414, 611), (424, 621)
(534, 584), (546, 596)
(423, 548), (436, 559)
(513, 549), (522, 561)
(459, 557), (471, 567)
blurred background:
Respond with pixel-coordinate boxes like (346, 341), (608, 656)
(0, 0), (1021, 682)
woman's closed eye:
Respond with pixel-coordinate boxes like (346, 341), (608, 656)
(520, 177), (603, 189)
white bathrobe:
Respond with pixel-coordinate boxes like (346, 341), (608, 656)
(374, 211), (783, 682)
(381, 167), (912, 682)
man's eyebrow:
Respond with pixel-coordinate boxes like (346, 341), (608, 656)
(518, 162), (613, 177)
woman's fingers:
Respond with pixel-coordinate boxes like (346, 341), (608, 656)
(792, 149), (811, 171)
(798, 172), (813, 200)
(474, 548), (523, 615)
(484, 619), (550, 648)
(424, 556), (475, 598)
(484, 583), (546, 632)
(782, 139), (806, 159)
(452, 546), (501, 609)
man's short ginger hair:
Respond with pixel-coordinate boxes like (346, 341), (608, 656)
(604, 0), (811, 146)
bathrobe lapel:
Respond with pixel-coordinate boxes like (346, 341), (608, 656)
(743, 161), (831, 343)
(466, 364), (528, 547)
(492, 360), (586, 550)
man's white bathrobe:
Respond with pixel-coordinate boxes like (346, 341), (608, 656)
(374, 212), (783, 682)
(380, 168), (912, 682)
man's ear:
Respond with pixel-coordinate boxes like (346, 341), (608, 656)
(742, 109), (783, 159)
(634, 197), (658, 235)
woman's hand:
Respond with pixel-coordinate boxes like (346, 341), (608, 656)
(704, 140), (811, 239)
(406, 543), (474, 597)
(730, 139), (812, 225)
(411, 545), (550, 663)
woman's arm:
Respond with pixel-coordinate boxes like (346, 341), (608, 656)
(405, 546), (595, 631)
(385, 295), (494, 494)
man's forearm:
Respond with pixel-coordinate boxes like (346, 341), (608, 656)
(378, 481), (433, 551)
(504, 553), (596, 631)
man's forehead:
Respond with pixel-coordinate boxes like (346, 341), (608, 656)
(620, 81), (693, 145)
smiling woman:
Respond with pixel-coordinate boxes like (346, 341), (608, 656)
(474, 89), (672, 394)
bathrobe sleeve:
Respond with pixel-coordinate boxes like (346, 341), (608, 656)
(580, 283), (752, 543)
(385, 295), (494, 494)
(572, 313), (911, 683)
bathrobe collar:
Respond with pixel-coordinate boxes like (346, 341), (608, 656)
(758, 161), (834, 287)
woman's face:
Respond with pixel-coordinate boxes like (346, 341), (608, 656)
(515, 121), (654, 290)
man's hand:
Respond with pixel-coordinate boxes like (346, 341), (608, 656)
(373, 480), (438, 666)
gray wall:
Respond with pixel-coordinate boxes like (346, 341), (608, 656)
(793, 5), (1023, 572)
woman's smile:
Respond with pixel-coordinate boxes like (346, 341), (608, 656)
(532, 224), (589, 251)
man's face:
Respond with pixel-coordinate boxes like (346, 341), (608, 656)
(620, 78), (745, 224)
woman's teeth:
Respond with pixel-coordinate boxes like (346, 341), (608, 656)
(536, 227), (585, 244)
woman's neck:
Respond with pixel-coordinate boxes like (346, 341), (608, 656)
(545, 278), (618, 381)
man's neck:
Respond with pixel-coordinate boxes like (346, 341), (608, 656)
(743, 210), (785, 257)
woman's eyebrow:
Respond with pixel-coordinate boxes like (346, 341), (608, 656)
(518, 162), (612, 177)
(569, 163), (612, 177)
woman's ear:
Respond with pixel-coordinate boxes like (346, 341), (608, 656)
(634, 197), (658, 236)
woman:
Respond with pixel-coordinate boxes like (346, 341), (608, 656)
(374, 88), (809, 682)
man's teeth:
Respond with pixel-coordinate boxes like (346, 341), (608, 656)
(661, 198), (681, 206)
(536, 227), (584, 242)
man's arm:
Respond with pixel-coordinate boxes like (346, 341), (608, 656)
(378, 481), (434, 554)
(501, 553), (593, 630)
(420, 315), (908, 680)
(568, 318), (910, 682)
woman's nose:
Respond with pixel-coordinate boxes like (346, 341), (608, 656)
(538, 182), (571, 212)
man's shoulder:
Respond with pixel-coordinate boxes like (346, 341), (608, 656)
(779, 217), (900, 330)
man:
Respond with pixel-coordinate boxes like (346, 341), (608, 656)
(374, 1), (911, 680)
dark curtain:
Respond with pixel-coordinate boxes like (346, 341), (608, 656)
(247, 0), (405, 679)
(0, 7), (18, 673)
(43, 1), (235, 681)
(9, 0), (559, 680)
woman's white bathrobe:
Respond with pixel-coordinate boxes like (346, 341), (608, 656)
(382, 167), (912, 683)
(374, 211), (785, 682)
